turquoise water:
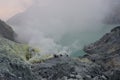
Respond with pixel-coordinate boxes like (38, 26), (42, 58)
(60, 24), (117, 57)
(70, 50), (87, 57)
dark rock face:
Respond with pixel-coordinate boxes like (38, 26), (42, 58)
(0, 20), (15, 41)
(31, 56), (106, 80)
(84, 26), (120, 64)
(111, 26), (120, 32)
(84, 26), (120, 80)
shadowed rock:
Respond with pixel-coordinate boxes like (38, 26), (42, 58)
(111, 26), (120, 32)
(0, 20), (15, 41)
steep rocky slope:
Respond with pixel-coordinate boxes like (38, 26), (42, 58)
(0, 20), (35, 80)
(84, 26), (120, 67)
(84, 26), (120, 80)
(0, 20), (15, 41)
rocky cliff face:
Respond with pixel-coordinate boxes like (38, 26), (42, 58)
(84, 26), (120, 66)
(0, 20), (15, 41)
(84, 26), (120, 80)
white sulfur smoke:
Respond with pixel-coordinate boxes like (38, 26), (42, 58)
(7, 0), (113, 55)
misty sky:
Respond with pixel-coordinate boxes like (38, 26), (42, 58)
(0, 0), (110, 21)
(7, 0), (112, 55)
(0, 0), (33, 20)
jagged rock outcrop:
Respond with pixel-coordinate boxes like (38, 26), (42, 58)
(84, 26), (120, 80)
(0, 20), (15, 41)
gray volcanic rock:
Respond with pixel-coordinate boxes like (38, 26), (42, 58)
(84, 26), (120, 80)
(0, 54), (34, 80)
(0, 20), (35, 80)
(84, 26), (120, 65)
(0, 20), (15, 41)
(31, 56), (107, 80)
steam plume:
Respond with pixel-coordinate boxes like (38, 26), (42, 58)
(7, 0), (114, 55)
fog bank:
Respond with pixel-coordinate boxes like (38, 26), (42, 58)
(7, 0), (115, 55)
